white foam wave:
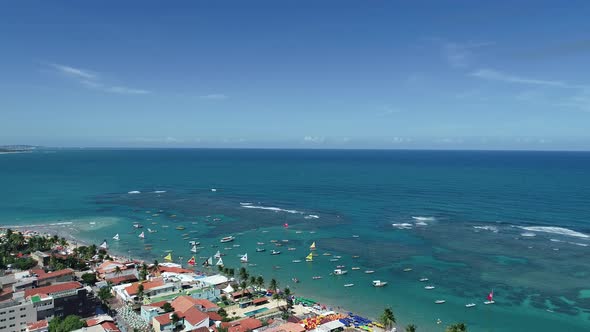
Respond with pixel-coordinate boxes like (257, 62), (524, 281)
(550, 238), (562, 242)
(305, 215), (320, 219)
(412, 216), (436, 221)
(239, 202), (253, 206)
(519, 226), (589, 239)
(153, 190), (166, 194)
(392, 223), (413, 229)
(128, 190), (141, 194)
(520, 232), (536, 237)
(241, 205), (303, 214)
(473, 226), (499, 233)
(569, 242), (589, 247)
(414, 221), (428, 226)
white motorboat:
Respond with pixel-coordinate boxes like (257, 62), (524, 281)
(435, 300), (446, 304)
(333, 269), (348, 275)
(465, 303), (476, 308)
(372, 280), (388, 287)
(425, 285), (435, 290)
(220, 236), (235, 243)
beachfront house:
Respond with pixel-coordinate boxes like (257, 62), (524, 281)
(24, 281), (97, 320)
(140, 300), (169, 323)
(152, 307), (209, 332)
(118, 277), (181, 304)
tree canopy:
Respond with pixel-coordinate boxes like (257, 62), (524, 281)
(48, 315), (86, 332)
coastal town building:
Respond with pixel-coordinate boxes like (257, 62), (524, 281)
(24, 281), (97, 319)
(0, 296), (36, 332)
(25, 319), (48, 332)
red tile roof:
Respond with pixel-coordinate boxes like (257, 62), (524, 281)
(206, 312), (222, 322)
(171, 296), (199, 313)
(252, 297), (268, 305)
(30, 268), (74, 281)
(125, 279), (165, 296)
(191, 327), (210, 332)
(231, 289), (251, 298)
(221, 318), (262, 332)
(24, 281), (82, 298)
(264, 322), (306, 332)
(101, 321), (120, 332)
(27, 320), (48, 331)
(97, 261), (127, 274)
(192, 299), (219, 310)
(157, 266), (194, 274)
(148, 300), (170, 309)
(86, 316), (114, 327)
(106, 274), (138, 285)
(154, 311), (181, 326)
(183, 307), (208, 326)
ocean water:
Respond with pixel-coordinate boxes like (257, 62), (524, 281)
(1, 149), (590, 331)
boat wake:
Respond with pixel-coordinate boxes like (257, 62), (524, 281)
(412, 216), (436, 221)
(304, 214), (320, 219)
(128, 190), (141, 194)
(473, 225), (499, 233)
(241, 204), (303, 214)
(153, 190), (166, 194)
(392, 223), (413, 229)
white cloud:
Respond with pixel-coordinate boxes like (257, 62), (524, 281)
(303, 136), (325, 143)
(470, 68), (568, 87)
(46, 62), (150, 95)
(554, 89), (590, 112)
(443, 42), (494, 68)
(199, 94), (228, 100)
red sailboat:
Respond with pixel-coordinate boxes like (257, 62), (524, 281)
(484, 290), (495, 305)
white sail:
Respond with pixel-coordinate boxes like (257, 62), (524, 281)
(214, 250), (221, 259)
(138, 231), (145, 239)
(216, 257), (224, 266)
(207, 257), (213, 265)
(99, 240), (108, 250)
(113, 234), (119, 241)
(191, 245), (197, 253)
(240, 253), (248, 263)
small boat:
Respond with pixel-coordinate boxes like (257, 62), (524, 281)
(248, 263), (257, 267)
(211, 188), (217, 192)
(352, 255), (360, 258)
(372, 280), (388, 287)
(256, 248), (266, 252)
(282, 239), (289, 243)
(257, 242), (265, 245)
(351, 267), (360, 270)
(214, 250), (221, 259)
(419, 278), (429, 282)
(305, 252), (313, 262)
(288, 247), (297, 251)
(240, 253), (248, 263)
(334, 256), (342, 259)
(233, 244), (241, 247)
(352, 235), (360, 238)
(425, 286), (435, 290)
(216, 257), (224, 267)
(148, 228), (157, 233)
(336, 265), (345, 269)
(323, 253), (332, 256)
(133, 223), (143, 229)
(435, 300), (446, 304)
(138, 231), (145, 239)
(312, 276), (322, 280)
(271, 250), (281, 255)
(224, 247), (233, 250)
(270, 240), (278, 243)
(295, 231), (303, 234)
(484, 290), (495, 305)
(220, 236), (235, 243)
(330, 258), (339, 262)
(113, 234), (120, 241)
(292, 259), (302, 263)
(213, 218), (222, 222)
(344, 283), (354, 287)
(465, 303), (476, 308)
(292, 278), (300, 283)
(176, 226), (185, 230)
(365, 270), (375, 274)
(403, 268), (413, 272)
(190, 245), (197, 253)
(333, 269), (348, 275)
(310, 242), (316, 250)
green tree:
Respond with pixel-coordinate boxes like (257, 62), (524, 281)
(269, 278), (278, 292)
(150, 260), (160, 275)
(161, 302), (174, 312)
(114, 266), (122, 277)
(379, 307), (396, 331)
(139, 263), (148, 281)
(256, 276), (264, 289)
(240, 280), (248, 298)
(98, 286), (113, 303)
(137, 284), (144, 303)
(218, 308), (228, 318)
(445, 323), (467, 332)
(405, 324), (417, 332)
(81, 273), (97, 285)
(49, 315), (86, 332)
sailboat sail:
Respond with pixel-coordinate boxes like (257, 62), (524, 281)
(113, 234), (119, 241)
(306, 252), (313, 262)
(191, 245), (197, 253)
(487, 290), (494, 301)
(207, 257), (213, 266)
(216, 257), (224, 266)
(214, 250), (221, 259)
(138, 232), (145, 239)
(310, 242), (316, 250)
(99, 240), (108, 250)
(187, 256), (196, 266)
(240, 253), (248, 263)
(164, 252), (173, 261)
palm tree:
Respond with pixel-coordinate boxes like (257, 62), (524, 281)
(137, 284), (144, 303)
(140, 263), (148, 281)
(283, 287), (292, 309)
(240, 280), (248, 299)
(269, 278), (278, 293)
(150, 260), (160, 275)
(114, 266), (123, 277)
(379, 307), (396, 331)
(239, 267), (248, 282)
(405, 324), (417, 332)
(250, 276), (257, 290)
(445, 323), (467, 332)
(256, 276), (264, 289)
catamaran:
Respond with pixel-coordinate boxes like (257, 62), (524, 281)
(216, 257), (224, 266)
(190, 244), (197, 253)
(270, 250), (281, 255)
(112, 234), (119, 241)
(305, 252), (313, 262)
(148, 228), (157, 233)
(99, 240), (108, 250)
(484, 290), (495, 305)
(214, 250), (221, 259)
(310, 242), (316, 250)
(220, 236), (235, 243)
(138, 231), (145, 239)
(240, 253), (248, 263)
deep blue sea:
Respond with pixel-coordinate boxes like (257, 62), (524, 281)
(1, 149), (589, 331)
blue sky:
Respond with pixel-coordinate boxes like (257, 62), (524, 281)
(1, 1), (590, 150)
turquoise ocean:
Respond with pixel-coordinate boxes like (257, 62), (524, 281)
(1, 149), (589, 331)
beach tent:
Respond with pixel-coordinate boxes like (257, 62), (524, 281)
(223, 284), (234, 294)
(317, 320), (345, 332)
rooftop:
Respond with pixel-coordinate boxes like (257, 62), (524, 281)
(24, 281), (82, 298)
(125, 279), (165, 296)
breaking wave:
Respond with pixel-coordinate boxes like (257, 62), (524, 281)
(392, 223), (413, 229)
(473, 225), (499, 233)
(241, 205), (303, 214)
(520, 232), (536, 237)
(153, 190), (166, 194)
(305, 215), (320, 219)
(128, 190), (141, 194)
(519, 226), (589, 239)
(412, 216), (436, 221)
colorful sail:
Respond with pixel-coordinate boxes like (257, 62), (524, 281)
(306, 252), (313, 262)
(164, 252), (173, 261)
(99, 240), (108, 250)
(283, 223), (289, 228)
(138, 231), (145, 239)
(113, 234), (119, 241)
(187, 256), (196, 266)
(487, 290), (494, 301)
(310, 242), (316, 250)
